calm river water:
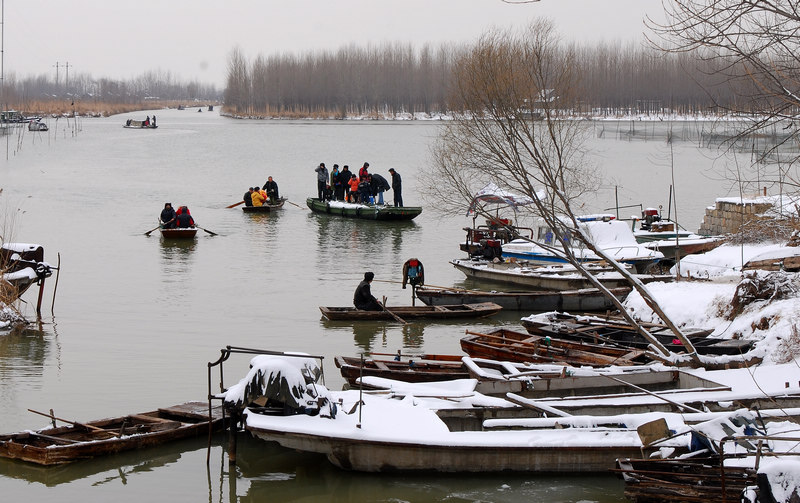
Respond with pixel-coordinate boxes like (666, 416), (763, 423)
(0, 109), (745, 502)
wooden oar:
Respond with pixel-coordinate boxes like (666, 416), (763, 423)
(144, 225), (161, 236)
(28, 408), (121, 437)
(381, 296), (407, 325)
(226, 200), (245, 209)
(197, 226), (218, 236)
(285, 199), (306, 210)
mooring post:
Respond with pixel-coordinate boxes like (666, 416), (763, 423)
(228, 410), (239, 466)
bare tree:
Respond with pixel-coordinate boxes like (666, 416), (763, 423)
(423, 19), (707, 365)
(647, 0), (800, 192)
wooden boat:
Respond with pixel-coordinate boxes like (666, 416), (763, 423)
(159, 227), (198, 238)
(319, 302), (502, 321)
(27, 120), (48, 132)
(450, 258), (672, 291)
(242, 197), (286, 213)
(460, 328), (649, 367)
(335, 354), (469, 386)
(306, 197), (422, 221)
(415, 285), (631, 312)
(1, 243), (53, 303)
(0, 401), (225, 465)
(520, 312), (753, 356)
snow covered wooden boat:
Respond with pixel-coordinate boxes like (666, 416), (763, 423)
(27, 119), (48, 132)
(633, 208), (725, 262)
(0, 402), (225, 465)
(415, 285), (631, 312)
(242, 197), (285, 213)
(319, 302), (502, 321)
(1, 243), (53, 303)
(335, 354), (469, 386)
(306, 198), (422, 221)
(520, 312), (753, 356)
(450, 258), (672, 291)
(460, 328), (648, 367)
(159, 227), (197, 239)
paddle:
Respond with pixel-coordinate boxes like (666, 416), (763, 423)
(226, 200), (245, 209)
(144, 225), (161, 236)
(28, 408), (121, 437)
(285, 199), (306, 210)
(381, 296), (407, 325)
(197, 225), (218, 236)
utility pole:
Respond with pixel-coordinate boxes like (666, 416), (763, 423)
(53, 61), (60, 87)
(65, 61), (71, 90)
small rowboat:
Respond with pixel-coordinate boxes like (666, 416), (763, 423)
(160, 227), (198, 238)
(306, 198), (422, 221)
(335, 354), (469, 386)
(242, 197), (286, 213)
(319, 302), (502, 321)
(415, 285), (631, 312)
(0, 402), (225, 465)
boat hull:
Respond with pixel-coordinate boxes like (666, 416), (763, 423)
(319, 302), (502, 321)
(415, 286), (630, 312)
(246, 426), (647, 472)
(335, 355), (469, 386)
(242, 198), (285, 212)
(0, 402), (225, 465)
(160, 228), (198, 238)
(306, 198), (421, 221)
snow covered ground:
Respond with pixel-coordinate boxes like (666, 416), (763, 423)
(624, 243), (800, 364)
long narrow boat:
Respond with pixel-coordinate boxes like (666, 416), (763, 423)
(451, 258), (672, 291)
(520, 312), (753, 356)
(415, 285), (631, 312)
(0, 401), (225, 465)
(160, 227), (198, 238)
(306, 198), (422, 221)
(335, 354), (469, 386)
(319, 302), (502, 321)
(242, 198), (286, 213)
(460, 328), (648, 367)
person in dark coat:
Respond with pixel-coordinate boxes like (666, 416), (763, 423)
(243, 188), (254, 207)
(358, 176), (372, 204)
(175, 206), (195, 228)
(315, 163), (329, 201)
(353, 271), (382, 311)
(160, 203), (176, 229)
(389, 168), (403, 207)
(339, 165), (352, 201)
(263, 177), (279, 202)
(370, 173), (391, 205)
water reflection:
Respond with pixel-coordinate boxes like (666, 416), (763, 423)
(0, 324), (51, 387)
(240, 210), (284, 248)
(320, 319), (426, 354)
(310, 213), (420, 258)
(0, 435), (216, 487)
(159, 237), (197, 274)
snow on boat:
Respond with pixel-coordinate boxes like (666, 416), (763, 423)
(450, 258), (672, 291)
(415, 285), (631, 312)
(123, 119), (157, 129)
(501, 216), (664, 273)
(225, 353), (800, 473)
(319, 302), (502, 321)
(306, 198), (422, 221)
(0, 402), (225, 465)
(0, 243), (53, 303)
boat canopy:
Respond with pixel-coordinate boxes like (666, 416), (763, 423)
(466, 183), (537, 216)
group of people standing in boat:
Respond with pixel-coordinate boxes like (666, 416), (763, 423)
(243, 177), (280, 207)
(159, 203), (195, 228)
(314, 161), (403, 207)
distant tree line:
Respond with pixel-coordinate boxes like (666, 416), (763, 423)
(223, 39), (747, 118)
(1, 69), (221, 109)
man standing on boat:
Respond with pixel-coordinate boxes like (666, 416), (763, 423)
(353, 272), (383, 311)
(263, 177), (279, 202)
(389, 168), (403, 207)
(370, 172), (391, 205)
(359, 162), (370, 180)
(315, 163), (329, 201)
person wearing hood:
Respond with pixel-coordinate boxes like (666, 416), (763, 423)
(370, 173), (391, 205)
(330, 164), (343, 201)
(160, 203), (176, 229)
(175, 206), (195, 228)
(340, 165), (352, 201)
(353, 271), (382, 311)
(251, 186), (266, 207)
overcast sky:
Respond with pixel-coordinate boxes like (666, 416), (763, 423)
(4, 0), (664, 89)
